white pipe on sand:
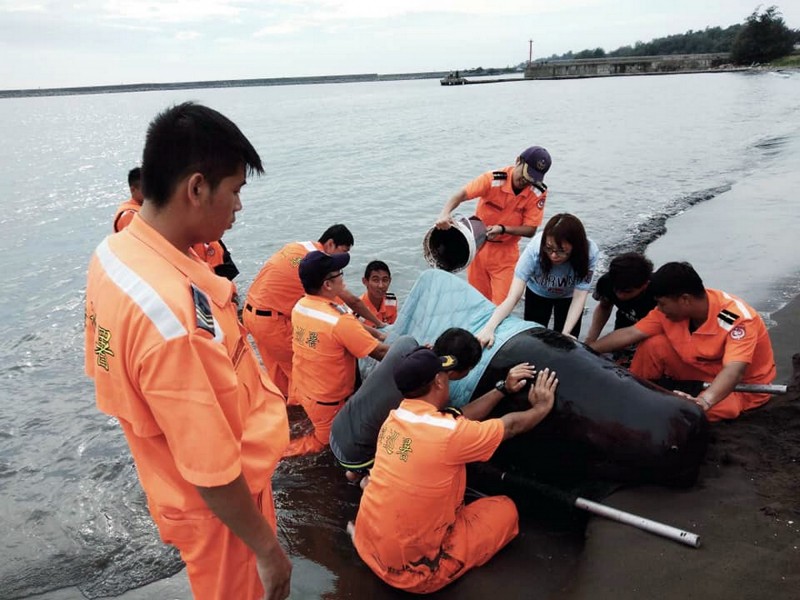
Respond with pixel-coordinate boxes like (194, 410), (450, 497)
(701, 382), (787, 395)
(574, 497), (701, 548)
(495, 469), (701, 549)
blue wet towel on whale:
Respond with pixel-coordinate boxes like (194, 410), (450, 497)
(385, 269), (539, 407)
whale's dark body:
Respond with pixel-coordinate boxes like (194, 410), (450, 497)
(476, 328), (710, 487)
(390, 269), (709, 488)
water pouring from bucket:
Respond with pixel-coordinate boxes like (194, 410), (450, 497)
(423, 216), (487, 273)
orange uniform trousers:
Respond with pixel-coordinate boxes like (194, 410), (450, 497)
(630, 334), (770, 421)
(384, 495), (518, 594)
(467, 242), (520, 304)
(283, 398), (345, 457)
(242, 310), (294, 402)
(155, 487), (277, 600)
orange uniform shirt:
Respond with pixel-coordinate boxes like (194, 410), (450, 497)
(191, 240), (226, 270)
(291, 295), (379, 404)
(634, 288), (776, 384)
(465, 166), (547, 244)
(359, 291), (398, 325)
(246, 241), (322, 314)
(85, 217), (289, 515)
(354, 400), (504, 579)
(112, 198), (142, 232)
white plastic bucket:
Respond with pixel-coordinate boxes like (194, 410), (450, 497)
(422, 216), (487, 273)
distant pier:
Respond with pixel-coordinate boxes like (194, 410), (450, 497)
(443, 53), (748, 87)
(524, 53), (741, 79)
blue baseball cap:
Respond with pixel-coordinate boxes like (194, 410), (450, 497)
(299, 250), (350, 292)
(519, 146), (551, 190)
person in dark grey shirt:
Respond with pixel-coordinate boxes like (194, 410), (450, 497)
(584, 252), (656, 366)
(329, 328), (535, 482)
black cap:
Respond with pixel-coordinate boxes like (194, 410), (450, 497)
(299, 250), (350, 291)
(393, 347), (459, 396)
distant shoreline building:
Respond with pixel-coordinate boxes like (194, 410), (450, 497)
(525, 53), (733, 79)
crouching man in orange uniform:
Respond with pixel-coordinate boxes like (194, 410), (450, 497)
(349, 347), (557, 594)
(590, 261), (776, 421)
(85, 102), (291, 600)
(286, 250), (390, 456)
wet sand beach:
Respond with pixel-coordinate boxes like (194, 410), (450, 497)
(562, 294), (800, 600)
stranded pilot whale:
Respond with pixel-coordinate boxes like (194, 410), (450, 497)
(388, 269), (709, 489)
(476, 327), (709, 487)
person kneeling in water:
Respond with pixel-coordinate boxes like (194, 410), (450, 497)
(348, 347), (557, 594)
(329, 327), (536, 483)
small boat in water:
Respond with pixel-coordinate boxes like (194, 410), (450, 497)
(440, 72), (467, 86)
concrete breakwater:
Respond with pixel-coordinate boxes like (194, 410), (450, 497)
(0, 71), (455, 99)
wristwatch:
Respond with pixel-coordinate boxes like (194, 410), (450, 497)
(494, 379), (509, 395)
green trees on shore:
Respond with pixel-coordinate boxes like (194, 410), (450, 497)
(543, 5), (798, 64)
(731, 6), (797, 64)
(545, 26), (742, 62)
(593, 26), (740, 60)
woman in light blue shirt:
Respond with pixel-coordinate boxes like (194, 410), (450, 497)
(477, 213), (599, 346)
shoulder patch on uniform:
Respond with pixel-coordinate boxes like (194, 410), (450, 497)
(491, 171), (508, 187)
(717, 308), (739, 330)
(440, 406), (463, 418)
(192, 284), (215, 336)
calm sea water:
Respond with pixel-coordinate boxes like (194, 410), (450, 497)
(1, 71), (800, 599)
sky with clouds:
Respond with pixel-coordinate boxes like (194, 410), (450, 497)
(1, 0), (797, 90)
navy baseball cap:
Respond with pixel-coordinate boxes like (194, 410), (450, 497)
(519, 146), (551, 190)
(299, 250), (350, 291)
(393, 347), (459, 396)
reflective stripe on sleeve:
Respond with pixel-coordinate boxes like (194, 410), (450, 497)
(96, 238), (188, 341)
(722, 292), (753, 320)
(394, 408), (457, 430)
(294, 303), (340, 325)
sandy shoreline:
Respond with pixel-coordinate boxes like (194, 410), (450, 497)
(561, 293), (800, 600)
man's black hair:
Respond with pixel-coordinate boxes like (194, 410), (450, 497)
(141, 102), (263, 208)
(318, 224), (354, 248)
(432, 328), (481, 373)
(607, 252), (653, 291)
(128, 167), (141, 187)
(364, 260), (391, 279)
(649, 262), (706, 299)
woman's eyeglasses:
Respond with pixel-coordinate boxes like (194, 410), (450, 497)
(544, 246), (570, 258)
